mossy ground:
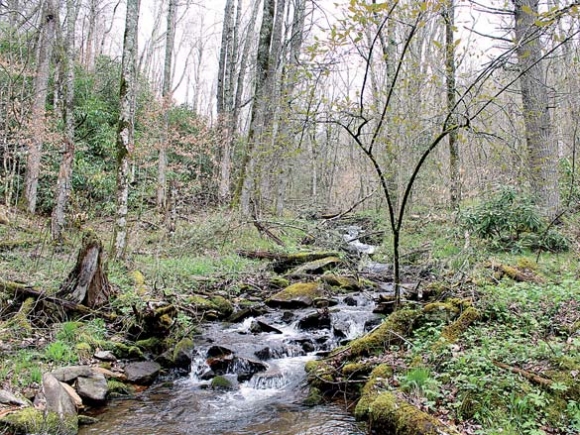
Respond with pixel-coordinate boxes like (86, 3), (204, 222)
(1, 208), (580, 434)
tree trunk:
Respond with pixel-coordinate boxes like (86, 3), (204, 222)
(58, 231), (113, 309)
(112, 0), (140, 261)
(217, 0), (236, 203)
(51, 0), (78, 241)
(156, 0), (177, 210)
(24, 0), (57, 214)
(444, 0), (460, 208)
(514, 0), (560, 218)
(235, 0), (275, 214)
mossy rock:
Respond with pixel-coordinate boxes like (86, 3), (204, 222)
(0, 407), (78, 435)
(111, 342), (144, 359)
(269, 277), (290, 288)
(320, 275), (362, 291)
(186, 295), (217, 310)
(272, 251), (341, 273)
(354, 364), (393, 421)
(135, 337), (164, 352)
(211, 375), (235, 391)
(266, 282), (326, 308)
(210, 296), (234, 317)
(303, 387), (323, 406)
(286, 257), (343, 276)
(366, 391), (460, 435)
(349, 308), (421, 358)
(441, 306), (480, 342)
(304, 360), (336, 390)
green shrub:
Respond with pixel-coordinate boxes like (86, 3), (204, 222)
(459, 188), (568, 252)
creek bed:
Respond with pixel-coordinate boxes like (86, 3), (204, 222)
(80, 294), (378, 435)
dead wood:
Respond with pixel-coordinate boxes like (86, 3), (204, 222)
(491, 263), (544, 284)
(57, 230), (114, 308)
(0, 279), (115, 320)
(492, 360), (553, 387)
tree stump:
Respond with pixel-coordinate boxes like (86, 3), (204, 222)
(58, 230), (113, 308)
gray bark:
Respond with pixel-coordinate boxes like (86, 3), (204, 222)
(157, 0), (178, 209)
(51, 0), (78, 241)
(217, 0), (236, 202)
(236, 0), (276, 214)
(514, 0), (560, 217)
(444, 0), (460, 208)
(112, 0), (140, 260)
(24, 0), (58, 214)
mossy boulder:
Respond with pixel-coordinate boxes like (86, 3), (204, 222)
(211, 375), (236, 391)
(348, 308), (421, 358)
(320, 275), (362, 291)
(366, 391), (460, 435)
(210, 296), (234, 317)
(354, 364), (393, 421)
(286, 257), (342, 276)
(266, 282), (326, 308)
(0, 407), (78, 435)
(272, 251), (341, 273)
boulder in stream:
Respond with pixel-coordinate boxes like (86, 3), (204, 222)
(297, 310), (331, 330)
(266, 282), (326, 309)
(75, 372), (108, 402)
(124, 361), (162, 385)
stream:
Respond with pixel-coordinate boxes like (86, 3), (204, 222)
(79, 292), (378, 435)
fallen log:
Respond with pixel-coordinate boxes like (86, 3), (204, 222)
(0, 279), (115, 320)
(492, 360), (553, 388)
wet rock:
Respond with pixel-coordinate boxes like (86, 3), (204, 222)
(94, 350), (117, 362)
(313, 297), (338, 308)
(364, 318), (383, 332)
(266, 282), (326, 309)
(157, 338), (194, 372)
(227, 306), (267, 323)
(75, 372), (108, 402)
(332, 320), (351, 339)
(281, 311), (295, 323)
(291, 338), (315, 353)
(211, 374), (238, 391)
(286, 257), (342, 276)
(207, 345), (233, 358)
(297, 310), (331, 330)
(124, 361), (162, 385)
(207, 353), (267, 383)
(320, 275), (361, 291)
(344, 296), (358, 306)
(250, 320), (283, 334)
(0, 389), (29, 407)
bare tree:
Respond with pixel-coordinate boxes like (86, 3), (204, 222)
(23, 0), (58, 214)
(51, 0), (79, 241)
(111, 0), (140, 260)
(157, 0), (178, 209)
(444, 0), (460, 207)
(514, 0), (560, 217)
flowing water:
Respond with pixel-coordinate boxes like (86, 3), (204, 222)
(79, 293), (378, 435)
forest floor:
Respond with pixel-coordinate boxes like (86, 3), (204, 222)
(0, 204), (579, 435)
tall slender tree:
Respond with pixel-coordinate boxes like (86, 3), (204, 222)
(112, 0), (140, 260)
(24, 0), (57, 214)
(157, 0), (177, 209)
(514, 0), (560, 218)
(51, 0), (78, 241)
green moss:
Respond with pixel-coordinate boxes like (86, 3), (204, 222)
(441, 306), (480, 342)
(0, 407), (78, 435)
(350, 309), (420, 357)
(354, 364), (393, 421)
(111, 342), (144, 359)
(135, 337), (163, 351)
(173, 338), (194, 360)
(267, 282), (325, 307)
(211, 375), (234, 390)
(269, 277), (290, 288)
(342, 362), (372, 377)
(369, 392), (458, 435)
(210, 296), (233, 317)
(303, 387), (323, 406)
(320, 275), (361, 291)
